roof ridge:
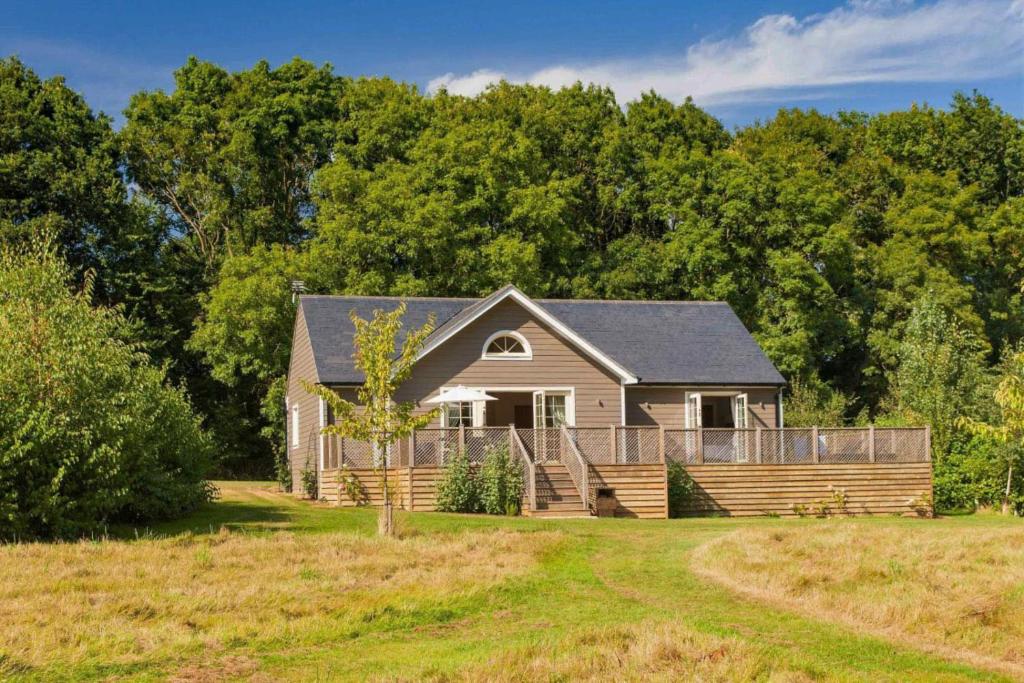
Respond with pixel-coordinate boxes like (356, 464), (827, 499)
(302, 293), (727, 306)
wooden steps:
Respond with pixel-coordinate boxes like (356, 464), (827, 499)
(528, 463), (591, 518)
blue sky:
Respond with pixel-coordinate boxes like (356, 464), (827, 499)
(2, 0), (1021, 127)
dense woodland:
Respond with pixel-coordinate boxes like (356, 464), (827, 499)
(2, 55), (1023, 534)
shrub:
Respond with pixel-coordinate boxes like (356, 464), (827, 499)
(0, 238), (214, 540)
(480, 445), (524, 515)
(666, 461), (695, 518)
(435, 451), (481, 513)
(300, 456), (318, 499)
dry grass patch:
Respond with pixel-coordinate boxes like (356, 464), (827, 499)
(693, 522), (1024, 677)
(0, 526), (559, 678)
(419, 620), (816, 682)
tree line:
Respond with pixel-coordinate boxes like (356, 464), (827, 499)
(2, 55), (1022, 520)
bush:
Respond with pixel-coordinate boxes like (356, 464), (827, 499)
(0, 239), (215, 539)
(667, 461), (695, 518)
(480, 445), (524, 515)
(934, 434), (1023, 513)
(435, 451), (481, 513)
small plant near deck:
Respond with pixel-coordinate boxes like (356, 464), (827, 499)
(435, 451), (481, 513)
(300, 456), (318, 499)
(829, 486), (849, 516)
(667, 461), (696, 518)
(908, 490), (934, 518)
(480, 445), (523, 515)
(339, 464), (367, 505)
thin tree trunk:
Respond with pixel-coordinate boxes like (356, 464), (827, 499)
(1002, 462), (1013, 516)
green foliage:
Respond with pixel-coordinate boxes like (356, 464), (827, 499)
(666, 461), (695, 518)
(783, 375), (854, 427)
(434, 451), (481, 513)
(893, 296), (988, 457)
(479, 446), (524, 515)
(300, 456), (318, 500)
(0, 237), (214, 540)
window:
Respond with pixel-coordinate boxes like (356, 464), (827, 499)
(291, 405), (300, 448)
(444, 401), (473, 428)
(544, 394), (566, 427)
(481, 331), (531, 360)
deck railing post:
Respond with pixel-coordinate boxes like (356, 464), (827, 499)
(755, 427), (762, 464)
(696, 426), (704, 464)
(609, 424), (617, 464)
(458, 423), (466, 456)
(658, 426), (665, 464)
(868, 425), (875, 463)
(812, 426), (820, 463)
(924, 424), (932, 462)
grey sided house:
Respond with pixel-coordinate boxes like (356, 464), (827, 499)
(286, 284), (932, 518)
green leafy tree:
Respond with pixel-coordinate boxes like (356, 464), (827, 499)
(783, 375), (853, 427)
(0, 236), (214, 539)
(303, 303), (438, 535)
(479, 445), (524, 515)
(893, 296), (988, 458)
(435, 451), (481, 514)
(958, 347), (1024, 515)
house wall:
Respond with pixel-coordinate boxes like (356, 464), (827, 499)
(287, 304), (322, 495)
(625, 387), (780, 429)
(394, 298), (623, 426)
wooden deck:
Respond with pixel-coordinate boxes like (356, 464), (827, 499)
(317, 426), (933, 518)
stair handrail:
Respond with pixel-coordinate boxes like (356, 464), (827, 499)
(559, 425), (590, 512)
(510, 427), (537, 512)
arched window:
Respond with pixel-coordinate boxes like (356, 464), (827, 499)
(481, 330), (532, 360)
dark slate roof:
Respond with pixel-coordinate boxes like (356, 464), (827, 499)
(298, 290), (785, 386)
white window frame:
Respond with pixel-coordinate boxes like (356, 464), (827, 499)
(291, 405), (300, 448)
(532, 389), (575, 428)
(481, 330), (533, 360)
(684, 392), (702, 429)
(441, 401), (475, 428)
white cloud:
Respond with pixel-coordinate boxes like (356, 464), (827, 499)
(426, 0), (1024, 105)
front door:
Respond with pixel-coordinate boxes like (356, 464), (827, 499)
(513, 404), (533, 429)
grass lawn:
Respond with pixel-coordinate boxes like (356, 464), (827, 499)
(1, 482), (1022, 682)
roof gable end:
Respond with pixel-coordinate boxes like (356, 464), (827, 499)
(417, 285), (640, 384)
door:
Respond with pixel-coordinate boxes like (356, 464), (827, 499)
(684, 392), (702, 461)
(733, 393), (749, 462)
(514, 404), (533, 428)
(533, 390), (547, 461)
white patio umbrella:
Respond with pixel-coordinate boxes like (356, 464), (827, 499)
(424, 385), (497, 403)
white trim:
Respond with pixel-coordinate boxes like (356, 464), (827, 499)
(318, 398), (326, 471)
(777, 389), (784, 428)
(619, 380), (626, 426)
(417, 286), (639, 384)
(480, 330), (533, 360)
(291, 404), (300, 448)
(441, 385), (576, 427)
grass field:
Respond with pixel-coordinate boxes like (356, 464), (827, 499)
(1, 483), (1022, 682)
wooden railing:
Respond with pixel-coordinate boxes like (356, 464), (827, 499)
(510, 428), (537, 512)
(560, 425), (590, 512)
(323, 425), (932, 470)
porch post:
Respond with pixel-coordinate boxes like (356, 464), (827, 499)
(696, 426), (704, 464)
(407, 432), (415, 511)
(609, 425), (617, 464)
(811, 426), (820, 463)
(755, 426), (762, 464)
(924, 424), (932, 462)
(658, 426), (665, 464)
(458, 423), (466, 456)
(868, 425), (875, 463)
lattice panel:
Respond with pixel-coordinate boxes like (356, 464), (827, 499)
(664, 429), (699, 464)
(566, 427), (614, 464)
(340, 438), (376, 468)
(874, 428), (928, 463)
(412, 429), (459, 466)
(615, 427), (661, 463)
(759, 429), (814, 464)
(818, 429), (870, 463)
(464, 428), (509, 463)
(701, 429), (757, 463)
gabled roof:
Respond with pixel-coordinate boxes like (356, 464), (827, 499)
(297, 286), (785, 386)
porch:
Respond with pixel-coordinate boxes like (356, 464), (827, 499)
(320, 425), (933, 518)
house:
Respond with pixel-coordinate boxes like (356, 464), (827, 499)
(286, 284), (932, 518)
